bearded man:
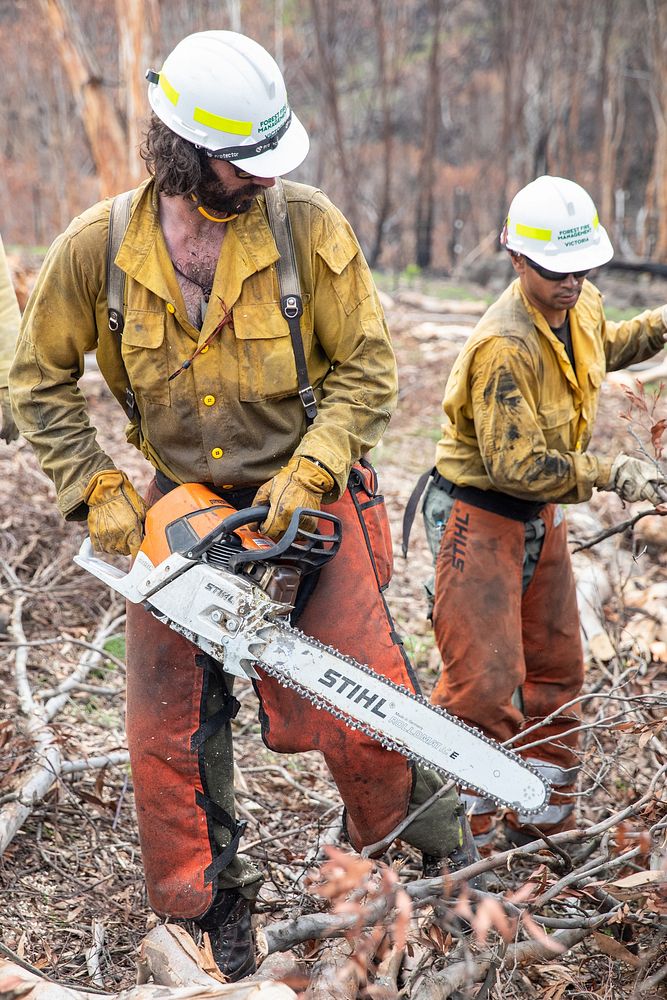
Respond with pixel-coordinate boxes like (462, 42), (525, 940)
(11, 30), (472, 981)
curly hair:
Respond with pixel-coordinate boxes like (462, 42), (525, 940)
(140, 114), (205, 196)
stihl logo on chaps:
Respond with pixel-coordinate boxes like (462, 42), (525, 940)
(451, 511), (470, 572)
(318, 668), (388, 718)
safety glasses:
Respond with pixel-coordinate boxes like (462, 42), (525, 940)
(229, 162), (255, 180)
(524, 256), (590, 282)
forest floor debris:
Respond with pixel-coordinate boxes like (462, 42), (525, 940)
(1, 278), (666, 998)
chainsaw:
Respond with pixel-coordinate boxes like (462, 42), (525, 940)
(74, 483), (549, 814)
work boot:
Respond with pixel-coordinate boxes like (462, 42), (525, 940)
(422, 813), (487, 890)
(195, 889), (256, 982)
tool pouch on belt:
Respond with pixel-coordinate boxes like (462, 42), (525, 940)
(254, 458), (419, 851)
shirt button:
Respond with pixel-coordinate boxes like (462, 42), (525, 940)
(201, 345), (209, 354)
(211, 448), (224, 459)
(204, 394), (216, 406)
(166, 303), (175, 314)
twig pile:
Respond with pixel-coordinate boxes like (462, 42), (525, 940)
(0, 366), (666, 996)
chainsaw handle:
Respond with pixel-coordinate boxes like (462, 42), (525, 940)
(227, 508), (342, 571)
(182, 505), (269, 559)
(207, 505), (270, 536)
(185, 505), (343, 572)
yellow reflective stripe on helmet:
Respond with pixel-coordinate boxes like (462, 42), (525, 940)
(193, 107), (253, 137)
(515, 222), (552, 241)
(593, 212), (599, 229)
(159, 73), (179, 106)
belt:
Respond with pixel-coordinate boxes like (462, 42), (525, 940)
(432, 471), (546, 523)
(155, 470), (259, 511)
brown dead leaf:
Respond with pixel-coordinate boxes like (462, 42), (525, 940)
(520, 913), (566, 953)
(541, 983), (569, 1000)
(310, 847), (374, 901)
(650, 418), (667, 457)
(422, 922), (449, 955)
(610, 869), (666, 891)
(591, 929), (641, 968)
(391, 886), (411, 951)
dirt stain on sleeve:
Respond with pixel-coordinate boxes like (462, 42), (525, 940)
(494, 368), (522, 410)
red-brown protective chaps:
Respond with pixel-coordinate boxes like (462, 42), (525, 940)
(125, 464), (418, 918)
(432, 500), (584, 836)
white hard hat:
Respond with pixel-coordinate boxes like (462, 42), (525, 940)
(146, 30), (309, 178)
(501, 175), (614, 272)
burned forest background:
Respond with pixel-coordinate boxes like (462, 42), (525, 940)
(1, 1), (667, 999)
(4, 0), (667, 272)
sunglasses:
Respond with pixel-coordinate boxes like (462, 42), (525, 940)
(230, 162), (255, 180)
(524, 256), (590, 281)
(205, 150), (255, 180)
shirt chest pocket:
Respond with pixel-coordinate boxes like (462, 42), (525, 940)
(539, 399), (577, 449)
(233, 302), (302, 402)
(121, 309), (171, 406)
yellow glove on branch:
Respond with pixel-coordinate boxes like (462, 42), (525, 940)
(0, 386), (18, 444)
(84, 469), (147, 556)
(598, 454), (667, 505)
(253, 456), (334, 541)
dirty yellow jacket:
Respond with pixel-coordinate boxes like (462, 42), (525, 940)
(0, 235), (20, 388)
(436, 278), (666, 503)
(10, 179), (397, 519)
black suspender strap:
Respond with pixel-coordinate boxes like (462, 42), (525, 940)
(106, 189), (137, 420)
(401, 468), (434, 557)
(264, 180), (318, 425)
(106, 189), (133, 335)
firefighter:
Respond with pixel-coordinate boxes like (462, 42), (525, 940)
(422, 175), (667, 852)
(10, 31), (472, 981)
(0, 234), (20, 445)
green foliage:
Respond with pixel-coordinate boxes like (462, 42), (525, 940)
(401, 631), (434, 671)
(603, 305), (645, 322)
(104, 635), (126, 663)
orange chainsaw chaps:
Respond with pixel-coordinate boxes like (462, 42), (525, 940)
(125, 596), (215, 918)
(432, 499), (584, 771)
(254, 463), (415, 853)
(125, 467), (416, 919)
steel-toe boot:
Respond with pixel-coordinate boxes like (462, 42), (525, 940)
(195, 889), (256, 982)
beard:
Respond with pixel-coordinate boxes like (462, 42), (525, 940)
(195, 158), (262, 215)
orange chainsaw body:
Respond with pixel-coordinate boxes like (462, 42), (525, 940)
(140, 483), (272, 566)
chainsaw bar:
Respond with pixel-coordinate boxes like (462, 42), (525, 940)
(160, 599), (549, 814)
(231, 620), (549, 814)
(74, 537), (550, 814)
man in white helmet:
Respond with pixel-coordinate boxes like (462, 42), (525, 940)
(10, 31), (473, 980)
(422, 175), (667, 853)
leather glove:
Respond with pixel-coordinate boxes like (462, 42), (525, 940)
(598, 454), (667, 505)
(0, 386), (18, 444)
(83, 469), (147, 556)
(253, 456), (334, 540)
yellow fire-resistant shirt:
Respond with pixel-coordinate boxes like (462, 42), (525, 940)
(436, 278), (666, 504)
(10, 179), (397, 520)
(0, 235), (20, 388)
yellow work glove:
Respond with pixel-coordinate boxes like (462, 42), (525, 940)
(598, 454), (667, 505)
(83, 469), (147, 556)
(253, 456), (334, 540)
(0, 386), (18, 444)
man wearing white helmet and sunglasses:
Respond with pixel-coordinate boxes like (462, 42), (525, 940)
(10, 30), (473, 980)
(422, 175), (667, 853)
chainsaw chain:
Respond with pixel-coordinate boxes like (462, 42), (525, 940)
(255, 620), (549, 815)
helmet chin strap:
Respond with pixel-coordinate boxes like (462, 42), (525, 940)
(189, 193), (238, 224)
